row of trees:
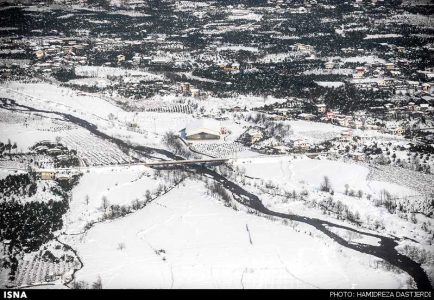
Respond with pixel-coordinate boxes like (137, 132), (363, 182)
(0, 140), (18, 156)
(95, 169), (187, 224)
(206, 181), (232, 207)
(72, 276), (102, 289)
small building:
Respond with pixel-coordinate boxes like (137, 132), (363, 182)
(39, 169), (56, 180)
(335, 115), (352, 127)
(408, 102), (415, 111)
(324, 61), (334, 69)
(249, 130), (263, 144)
(419, 103), (429, 111)
(384, 63), (395, 70)
(55, 173), (72, 182)
(316, 103), (327, 114)
(35, 50), (45, 60)
(354, 67), (366, 78)
(390, 70), (401, 77)
(293, 139), (310, 151)
(117, 54), (126, 63)
(223, 63), (240, 73)
(339, 130), (353, 142)
(190, 88), (200, 97)
(392, 127), (404, 136)
(180, 82), (190, 94)
(422, 83), (433, 94)
(47, 148), (63, 155)
(351, 152), (366, 162)
(326, 111), (335, 120)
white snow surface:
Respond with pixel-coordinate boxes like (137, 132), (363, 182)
(63, 180), (409, 289)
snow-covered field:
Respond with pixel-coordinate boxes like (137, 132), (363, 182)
(61, 180), (411, 289)
(0, 82), (252, 149)
(283, 120), (404, 145)
(64, 166), (167, 234)
(286, 120), (344, 143)
(0, 109), (133, 166)
(235, 156), (433, 246)
(237, 156), (416, 197)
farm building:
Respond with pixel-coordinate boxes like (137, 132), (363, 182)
(38, 169), (56, 180)
(180, 120), (222, 141)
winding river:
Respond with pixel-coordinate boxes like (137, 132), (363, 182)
(0, 98), (432, 289)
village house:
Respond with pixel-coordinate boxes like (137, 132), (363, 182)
(271, 114), (285, 121)
(353, 119), (364, 129)
(392, 126), (404, 136)
(117, 54), (126, 64)
(293, 139), (310, 152)
(180, 82), (191, 94)
(407, 101), (416, 111)
(249, 130), (264, 144)
(35, 49), (45, 60)
(274, 108), (290, 116)
(190, 88), (200, 98)
(339, 130), (353, 142)
(223, 62), (240, 73)
(353, 67), (366, 79)
(422, 83), (433, 94)
(55, 173), (73, 182)
(417, 69), (434, 80)
(316, 103), (327, 114)
(326, 111), (336, 120)
(334, 114), (352, 127)
(384, 63), (395, 70)
(294, 43), (314, 53)
(351, 152), (366, 162)
(38, 169), (56, 180)
(324, 61), (334, 70)
(390, 69), (401, 77)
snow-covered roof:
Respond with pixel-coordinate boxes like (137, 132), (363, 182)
(184, 119), (221, 137)
(37, 169), (56, 173)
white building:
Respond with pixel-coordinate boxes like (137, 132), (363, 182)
(181, 119), (222, 141)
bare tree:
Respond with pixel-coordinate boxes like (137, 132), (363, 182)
(72, 280), (89, 289)
(320, 176), (332, 192)
(92, 276), (102, 289)
(117, 242), (125, 251)
(101, 196), (109, 211)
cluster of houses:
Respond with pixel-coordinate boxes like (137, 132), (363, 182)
(30, 37), (90, 73)
(32, 140), (79, 168)
(313, 93), (432, 134)
(180, 82), (202, 98)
